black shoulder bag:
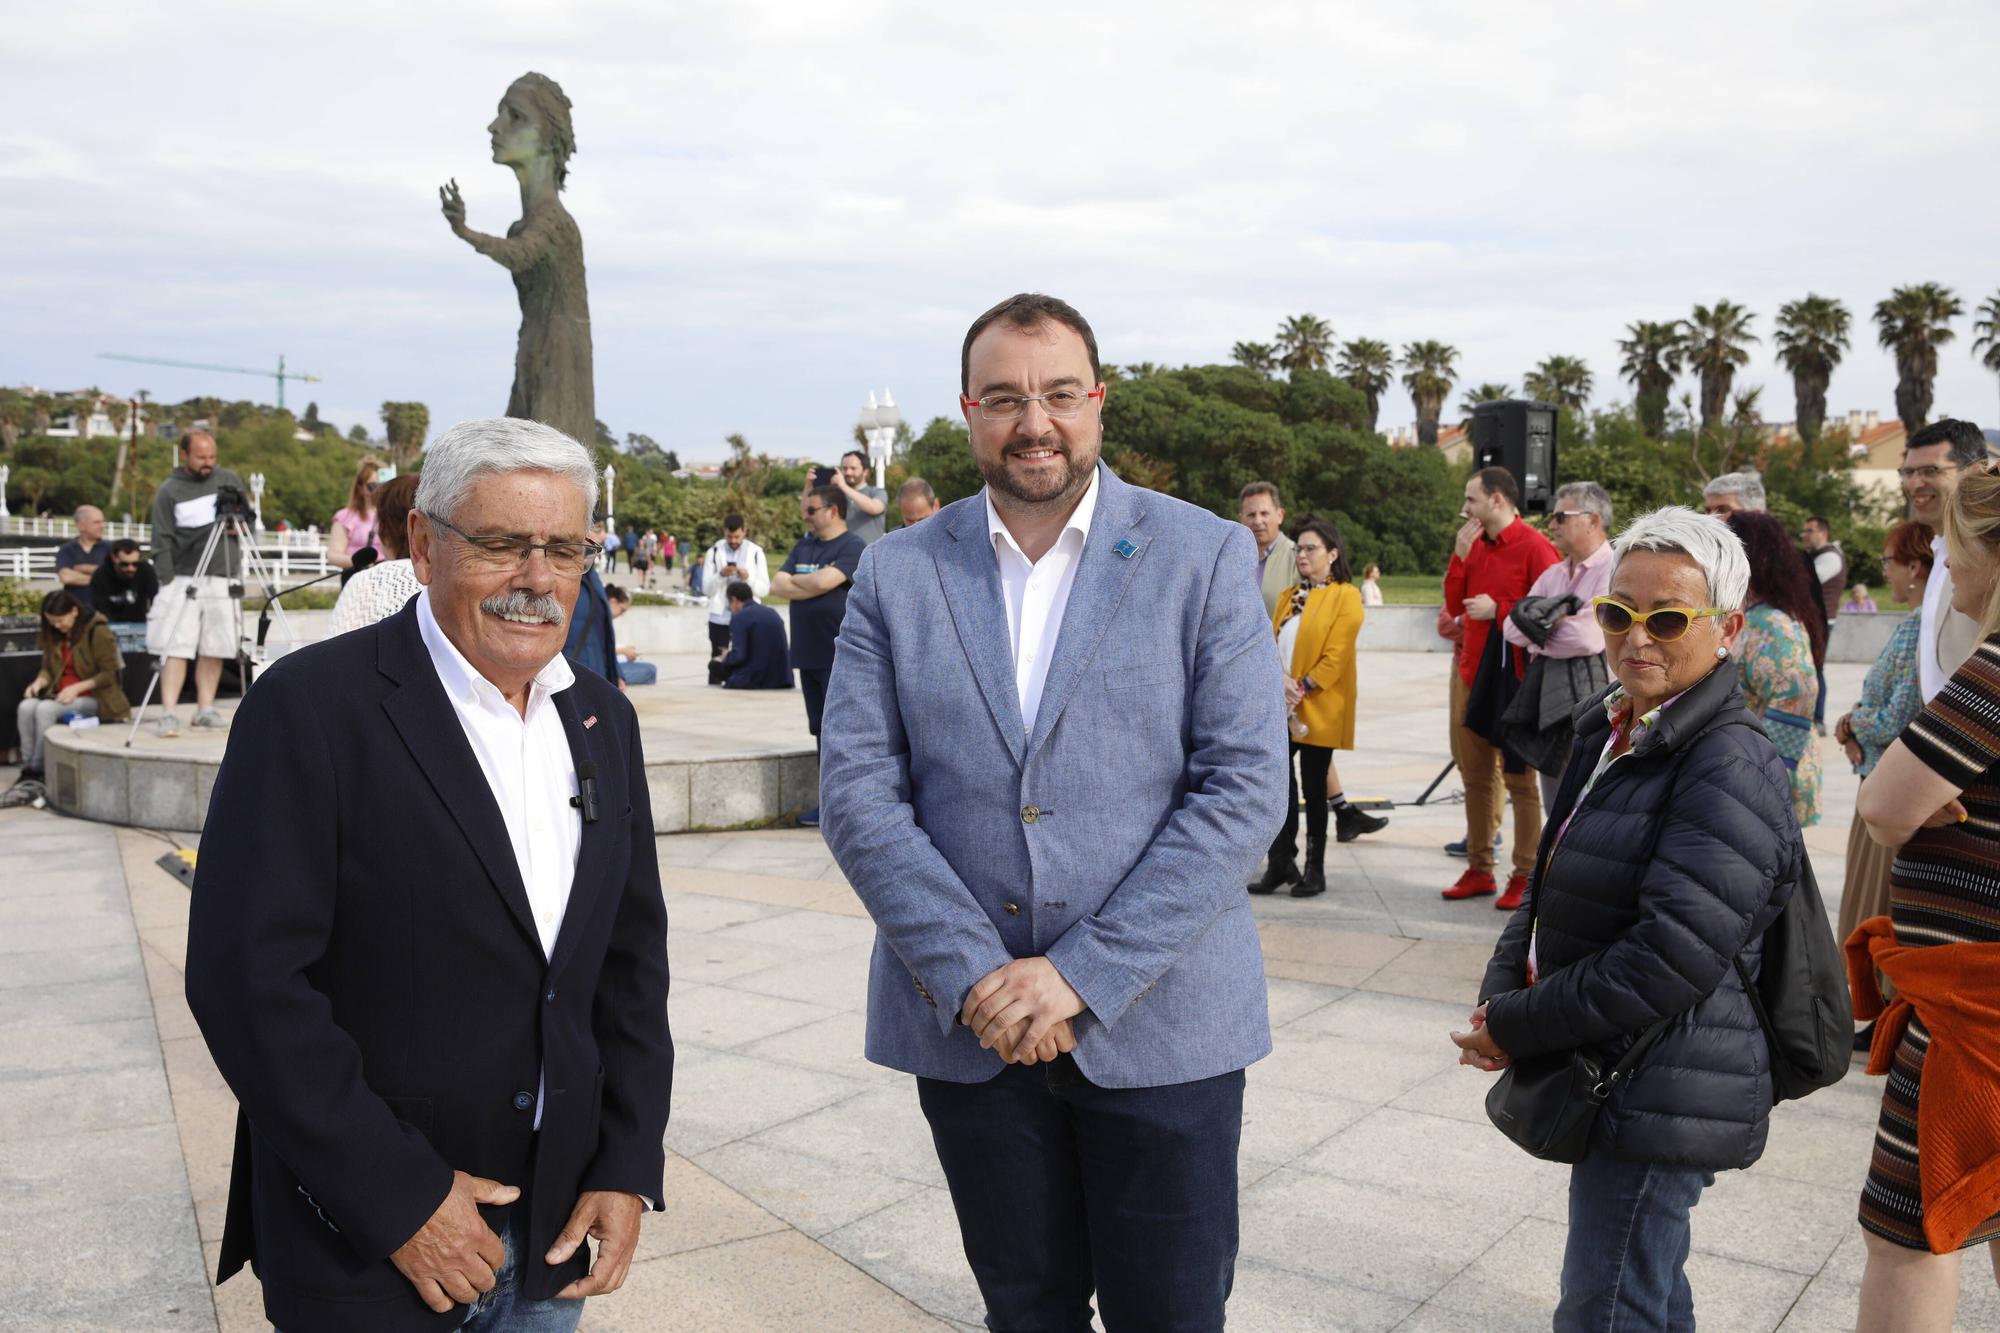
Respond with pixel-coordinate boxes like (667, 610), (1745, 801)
(1483, 743), (1688, 1163)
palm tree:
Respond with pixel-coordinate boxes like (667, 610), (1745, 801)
(1618, 320), (1683, 437)
(1458, 382), (1512, 416)
(1230, 341), (1279, 376)
(1336, 338), (1396, 432)
(1875, 282), (1964, 435)
(1973, 290), (2000, 420)
(1524, 356), (1594, 413)
(1730, 385), (1764, 427)
(380, 401), (432, 469)
(1773, 294), (1852, 457)
(1274, 313), (1336, 375)
(1400, 340), (1461, 447)
(1680, 301), (1758, 433)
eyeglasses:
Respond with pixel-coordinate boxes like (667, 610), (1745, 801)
(1897, 463), (1967, 482)
(1547, 509), (1590, 525)
(422, 512), (601, 577)
(1592, 596), (1724, 642)
(959, 387), (1105, 421)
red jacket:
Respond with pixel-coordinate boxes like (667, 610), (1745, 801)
(1443, 517), (1560, 687)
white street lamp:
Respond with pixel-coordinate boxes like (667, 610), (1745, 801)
(856, 389), (904, 492)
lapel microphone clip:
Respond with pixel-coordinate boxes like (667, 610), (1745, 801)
(571, 761), (601, 824)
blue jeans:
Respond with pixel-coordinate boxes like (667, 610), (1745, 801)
(276, 1209), (581, 1333)
(916, 1055), (1244, 1332)
(1558, 1151), (1715, 1332)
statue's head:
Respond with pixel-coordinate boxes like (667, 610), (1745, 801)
(488, 72), (576, 189)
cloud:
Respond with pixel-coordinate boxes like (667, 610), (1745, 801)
(5, 0), (2000, 468)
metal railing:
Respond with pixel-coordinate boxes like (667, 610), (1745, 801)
(1, 515), (151, 541)
(0, 515), (327, 548)
(0, 543), (329, 583)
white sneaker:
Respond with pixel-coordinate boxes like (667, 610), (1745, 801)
(155, 713), (180, 738)
(191, 709), (226, 730)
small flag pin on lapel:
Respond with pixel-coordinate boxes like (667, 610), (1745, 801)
(1114, 539), (1138, 560)
(583, 715), (598, 729)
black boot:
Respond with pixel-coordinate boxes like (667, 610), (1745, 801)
(1249, 853), (1301, 895)
(1292, 837), (1327, 897)
(1334, 799), (1388, 843)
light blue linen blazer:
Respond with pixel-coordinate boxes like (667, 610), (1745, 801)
(820, 464), (1289, 1088)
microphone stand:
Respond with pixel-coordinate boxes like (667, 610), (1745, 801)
(254, 567), (348, 675)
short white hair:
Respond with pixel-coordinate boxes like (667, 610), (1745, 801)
(1701, 470), (1766, 511)
(413, 417), (597, 525)
(1611, 506), (1751, 611)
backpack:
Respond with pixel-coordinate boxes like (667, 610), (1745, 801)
(1734, 850), (1853, 1102)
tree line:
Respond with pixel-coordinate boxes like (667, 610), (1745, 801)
(1230, 285), (2000, 458)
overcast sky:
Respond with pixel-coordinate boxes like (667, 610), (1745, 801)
(7, 1), (2000, 462)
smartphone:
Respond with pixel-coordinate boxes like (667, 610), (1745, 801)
(811, 465), (836, 488)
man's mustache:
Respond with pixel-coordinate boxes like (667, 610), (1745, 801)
(480, 589), (565, 626)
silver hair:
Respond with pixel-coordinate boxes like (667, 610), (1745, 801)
(1611, 505), (1751, 611)
(1554, 480), (1612, 530)
(1701, 470), (1766, 511)
(413, 417), (598, 525)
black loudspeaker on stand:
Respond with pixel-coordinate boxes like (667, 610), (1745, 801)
(1470, 400), (1560, 515)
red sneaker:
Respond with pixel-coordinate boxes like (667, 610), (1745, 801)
(1495, 873), (1529, 911)
(1442, 868), (1497, 901)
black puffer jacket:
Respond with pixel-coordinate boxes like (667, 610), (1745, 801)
(1480, 660), (1800, 1170)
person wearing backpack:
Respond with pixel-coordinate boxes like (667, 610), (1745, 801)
(1852, 461), (2000, 1333)
(1451, 507), (1801, 1331)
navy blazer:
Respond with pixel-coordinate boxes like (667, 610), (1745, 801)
(821, 464), (1288, 1088)
(186, 600), (672, 1333)
(720, 601), (794, 689)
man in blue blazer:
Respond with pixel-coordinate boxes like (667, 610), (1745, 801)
(187, 419), (672, 1333)
(821, 294), (1288, 1330)
(711, 581), (793, 689)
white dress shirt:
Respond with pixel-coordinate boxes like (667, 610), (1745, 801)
(1920, 534), (1982, 701)
(985, 472), (1099, 734)
(415, 590), (580, 1129)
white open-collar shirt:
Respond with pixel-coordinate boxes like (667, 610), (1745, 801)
(985, 471), (1099, 734)
(416, 589), (580, 1129)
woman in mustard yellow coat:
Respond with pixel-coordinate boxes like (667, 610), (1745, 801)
(1248, 517), (1383, 898)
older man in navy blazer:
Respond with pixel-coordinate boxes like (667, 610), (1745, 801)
(821, 293), (1287, 1330)
(187, 418), (672, 1333)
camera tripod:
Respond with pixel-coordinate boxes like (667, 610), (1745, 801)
(125, 509), (298, 747)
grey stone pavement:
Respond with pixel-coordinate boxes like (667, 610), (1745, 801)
(6, 650), (2000, 1331)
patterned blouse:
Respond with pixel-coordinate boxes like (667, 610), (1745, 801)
(1737, 603), (1822, 827)
(1848, 612), (1923, 777)
(327, 558), (424, 636)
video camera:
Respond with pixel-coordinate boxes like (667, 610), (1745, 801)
(214, 483), (255, 522)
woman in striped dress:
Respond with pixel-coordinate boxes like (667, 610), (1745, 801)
(1853, 468), (2000, 1331)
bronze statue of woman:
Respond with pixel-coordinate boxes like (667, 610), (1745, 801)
(440, 72), (595, 447)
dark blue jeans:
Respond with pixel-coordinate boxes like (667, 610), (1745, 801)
(1557, 1151), (1715, 1332)
(916, 1055), (1245, 1333)
(277, 1209), (581, 1333)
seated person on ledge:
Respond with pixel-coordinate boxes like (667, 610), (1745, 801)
(605, 584), (655, 685)
(708, 581), (792, 690)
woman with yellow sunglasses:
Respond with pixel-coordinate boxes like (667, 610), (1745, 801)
(1455, 506), (1802, 1330)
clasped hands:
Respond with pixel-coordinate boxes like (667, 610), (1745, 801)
(390, 1170), (642, 1313)
(1449, 1002), (1510, 1073)
(961, 956), (1085, 1066)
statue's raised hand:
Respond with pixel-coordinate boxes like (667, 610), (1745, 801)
(439, 178), (467, 232)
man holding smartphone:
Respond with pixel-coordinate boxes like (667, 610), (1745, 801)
(818, 449), (888, 545)
(702, 513), (770, 663)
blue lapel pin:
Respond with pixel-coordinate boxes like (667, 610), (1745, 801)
(1114, 539), (1138, 560)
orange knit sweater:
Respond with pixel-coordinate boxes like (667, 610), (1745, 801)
(1846, 915), (2000, 1254)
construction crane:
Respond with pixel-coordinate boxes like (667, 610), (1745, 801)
(97, 352), (321, 410)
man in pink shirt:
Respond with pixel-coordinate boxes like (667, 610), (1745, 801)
(1499, 480), (1615, 817)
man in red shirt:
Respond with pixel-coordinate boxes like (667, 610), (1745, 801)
(1442, 467), (1560, 908)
